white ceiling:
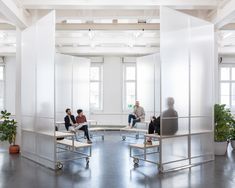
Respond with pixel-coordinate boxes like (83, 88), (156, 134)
(0, 0), (235, 56)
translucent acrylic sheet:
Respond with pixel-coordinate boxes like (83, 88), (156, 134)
(191, 117), (213, 133)
(137, 54), (156, 113)
(191, 134), (213, 158)
(55, 54), (73, 122)
(21, 131), (36, 154)
(36, 12), (55, 121)
(21, 11), (56, 168)
(162, 136), (189, 164)
(160, 7), (190, 118)
(190, 16), (214, 117)
(72, 57), (90, 116)
(21, 24), (36, 118)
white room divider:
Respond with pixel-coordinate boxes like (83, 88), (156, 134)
(136, 54), (160, 118)
(159, 7), (214, 171)
(21, 11), (56, 169)
(55, 53), (90, 123)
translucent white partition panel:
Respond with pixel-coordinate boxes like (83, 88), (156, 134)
(55, 54), (73, 122)
(160, 7), (214, 171)
(137, 54), (160, 118)
(21, 11), (56, 169)
(21, 23), (37, 157)
(190, 17), (214, 133)
(161, 7), (190, 135)
(55, 55), (90, 122)
(72, 57), (90, 117)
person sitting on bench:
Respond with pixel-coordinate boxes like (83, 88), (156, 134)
(64, 108), (92, 144)
(127, 101), (145, 128)
(76, 109), (92, 144)
(146, 97), (178, 145)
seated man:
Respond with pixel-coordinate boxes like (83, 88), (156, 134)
(64, 108), (92, 144)
(128, 101), (145, 128)
(146, 97), (178, 144)
(76, 109), (92, 144)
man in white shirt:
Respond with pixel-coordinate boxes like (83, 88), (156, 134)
(128, 101), (145, 128)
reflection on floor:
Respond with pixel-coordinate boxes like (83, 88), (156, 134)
(0, 131), (235, 188)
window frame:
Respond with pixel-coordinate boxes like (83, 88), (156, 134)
(0, 63), (5, 111)
(90, 63), (103, 111)
(219, 64), (235, 112)
(123, 62), (137, 111)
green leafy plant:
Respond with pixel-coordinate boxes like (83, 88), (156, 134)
(229, 126), (235, 140)
(214, 104), (235, 142)
(0, 110), (17, 145)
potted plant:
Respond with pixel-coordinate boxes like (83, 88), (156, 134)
(229, 126), (235, 149)
(214, 104), (235, 155)
(0, 110), (20, 154)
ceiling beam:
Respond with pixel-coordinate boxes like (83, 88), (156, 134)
(220, 23), (235, 30)
(56, 23), (159, 30)
(56, 46), (159, 55)
(212, 0), (235, 29)
(0, 0), (30, 29)
(21, 0), (218, 10)
(219, 46), (235, 55)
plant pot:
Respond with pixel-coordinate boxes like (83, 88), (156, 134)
(214, 141), (228, 155)
(9, 145), (20, 154)
(231, 140), (235, 150)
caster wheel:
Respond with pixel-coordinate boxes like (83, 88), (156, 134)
(102, 135), (104, 140)
(56, 162), (63, 170)
(133, 158), (139, 164)
(136, 134), (139, 139)
(134, 163), (139, 168)
(122, 136), (126, 141)
(158, 165), (164, 172)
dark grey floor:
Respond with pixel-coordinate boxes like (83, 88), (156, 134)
(0, 131), (235, 188)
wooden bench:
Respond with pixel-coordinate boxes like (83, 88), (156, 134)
(120, 122), (148, 140)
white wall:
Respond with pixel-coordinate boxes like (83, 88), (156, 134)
(90, 56), (130, 126)
(4, 56), (16, 115)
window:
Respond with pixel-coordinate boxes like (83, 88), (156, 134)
(123, 64), (136, 111)
(0, 65), (4, 110)
(219, 66), (235, 111)
(90, 64), (103, 110)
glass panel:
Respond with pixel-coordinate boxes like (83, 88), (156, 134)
(221, 67), (230, 81)
(0, 81), (3, 110)
(126, 66), (136, 81)
(55, 54), (73, 122)
(220, 83), (230, 95)
(90, 66), (100, 81)
(0, 66), (3, 80)
(162, 136), (188, 164)
(90, 82), (100, 109)
(73, 57), (90, 115)
(126, 82), (136, 109)
(137, 54), (155, 113)
(221, 96), (230, 106)
(232, 68), (235, 80)
(231, 83), (235, 106)
(21, 11), (55, 169)
(160, 7), (189, 118)
(191, 134), (213, 158)
(190, 17), (214, 117)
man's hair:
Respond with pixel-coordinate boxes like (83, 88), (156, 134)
(77, 109), (83, 114)
(65, 108), (70, 113)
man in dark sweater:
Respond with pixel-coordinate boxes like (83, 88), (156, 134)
(64, 108), (92, 144)
(146, 97), (178, 144)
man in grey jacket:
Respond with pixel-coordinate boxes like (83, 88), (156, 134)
(128, 101), (145, 128)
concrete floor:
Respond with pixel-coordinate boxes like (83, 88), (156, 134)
(0, 131), (235, 188)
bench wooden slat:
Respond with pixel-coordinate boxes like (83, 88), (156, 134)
(57, 139), (91, 148)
